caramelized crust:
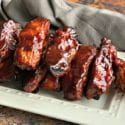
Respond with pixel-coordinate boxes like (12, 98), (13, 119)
(41, 73), (60, 91)
(62, 45), (97, 100)
(24, 66), (47, 93)
(86, 38), (117, 99)
(45, 27), (78, 77)
(15, 18), (50, 70)
(114, 58), (125, 92)
(0, 20), (21, 61)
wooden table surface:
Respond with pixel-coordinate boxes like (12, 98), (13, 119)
(0, 0), (125, 125)
(69, 0), (125, 14)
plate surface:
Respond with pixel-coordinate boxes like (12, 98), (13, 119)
(0, 52), (125, 125)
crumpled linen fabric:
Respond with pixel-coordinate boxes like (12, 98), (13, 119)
(0, 0), (125, 50)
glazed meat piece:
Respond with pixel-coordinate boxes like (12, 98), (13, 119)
(15, 18), (50, 70)
(0, 58), (15, 81)
(114, 58), (125, 92)
(45, 27), (78, 77)
(61, 45), (97, 100)
(24, 65), (47, 93)
(0, 20), (21, 61)
(41, 73), (60, 91)
(86, 38), (117, 100)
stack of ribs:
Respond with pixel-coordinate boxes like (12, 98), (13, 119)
(0, 17), (125, 101)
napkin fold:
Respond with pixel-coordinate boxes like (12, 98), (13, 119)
(0, 0), (125, 50)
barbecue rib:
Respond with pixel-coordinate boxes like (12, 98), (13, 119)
(24, 65), (47, 93)
(86, 38), (117, 100)
(61, 45), (97, 100)
(0, 20), (21, 62)
(45, 27), (78, 77)
(15, 18), (50, 70)
(114, 58), (125, 92)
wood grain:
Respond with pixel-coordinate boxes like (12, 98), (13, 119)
(68, 0), (125, 14)
(0, 106), (73, 125)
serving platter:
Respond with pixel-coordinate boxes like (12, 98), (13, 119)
(0, 52), (124, 125)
